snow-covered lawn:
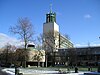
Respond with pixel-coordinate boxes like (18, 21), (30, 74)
(2, 68), (99, 75)
(2, 68), (15, 75)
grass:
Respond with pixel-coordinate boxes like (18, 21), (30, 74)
(72, 67), (97, 72)
(21, 66), (98, 75)
(25, 66), (98, 72)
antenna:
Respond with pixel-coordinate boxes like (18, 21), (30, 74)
(50, 4), (52, 12)
(88, 42), (90, 47)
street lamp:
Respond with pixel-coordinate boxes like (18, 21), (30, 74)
(68, 57), (69, 66)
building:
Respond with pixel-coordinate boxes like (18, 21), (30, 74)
(16, 44), (45, 67)
(43, 9), (73, 66)
(43, 7), (100, 67)
(43, 9), (73, 53)
(27, 44), (45, 67)
(76, 46), (100, 66)
(59, 35), (73, 48)
(53, 46), (100, 67)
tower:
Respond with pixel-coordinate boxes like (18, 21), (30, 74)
(43, 9), (59, 52)
(43, 8), (74, 53)
(43, 6), (74, 67)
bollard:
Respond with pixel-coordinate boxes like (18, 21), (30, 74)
(98, 66), (100, 72)
(75, 66), (78, 73)
(88, 67), (90, 71)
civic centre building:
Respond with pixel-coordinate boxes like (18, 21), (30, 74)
(42, 9), (100, 67)
(25, 9), (100, 67)
(43, 10), (73, 52)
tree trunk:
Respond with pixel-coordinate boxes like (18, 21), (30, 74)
(45, 55), (48, 67)
(22, 55), (26, 68)
(37, 62), (40, 67)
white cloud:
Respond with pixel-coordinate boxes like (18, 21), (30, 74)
(0, 33), (24, 48)
(75, 43), (100, 48)
(84, 14), (92, 19)
(74, 44), (87, 47)
(90, 43), (100, 47)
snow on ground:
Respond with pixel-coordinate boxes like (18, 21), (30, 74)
(2, 68), (99, 75)
(2, 68), (15, 75)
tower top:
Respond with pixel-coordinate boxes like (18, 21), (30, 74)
(45, 5), (56, 23)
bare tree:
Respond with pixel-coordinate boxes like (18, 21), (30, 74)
(3, 44), (11, 65)
(36, 32), (56, 67)
(43, 31), (59, 52)
(10, 17), (34, 50)
(43, 31), (70, 52)
(41, 31), (70, 66)
(9, 17), (34, 67)
(36, 34), (43, 50)
(67, 48), (77, 66)
(43, 31), (57, 66)
(15, 48), (29, 67)
(0, 43), (16, 67)
(32, 50), (44, 67)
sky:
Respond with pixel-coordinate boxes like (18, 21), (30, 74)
(0, 0), (100, 48)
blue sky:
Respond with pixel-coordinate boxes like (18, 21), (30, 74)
(0, 0), (100, 47)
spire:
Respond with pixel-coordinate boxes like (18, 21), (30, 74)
(50, 4), (52, 13)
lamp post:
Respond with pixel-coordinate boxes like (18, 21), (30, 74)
(68, 57), (69, 66)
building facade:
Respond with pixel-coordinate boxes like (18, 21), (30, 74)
(43, 10), (73, 53)
(15, 44), (45, 67)
(53, 46), (100, 67)
(43, 10), (74, 66)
